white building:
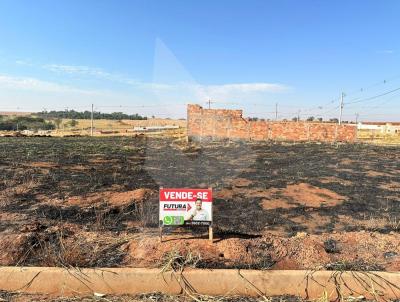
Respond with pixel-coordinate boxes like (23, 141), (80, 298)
(357, 122), (400, 134)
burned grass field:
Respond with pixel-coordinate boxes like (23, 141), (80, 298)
(0, 136), (399, 271)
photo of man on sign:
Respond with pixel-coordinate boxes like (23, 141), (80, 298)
(185, 198), (209, 221)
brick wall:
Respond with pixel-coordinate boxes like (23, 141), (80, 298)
(187, 104), (357, 142)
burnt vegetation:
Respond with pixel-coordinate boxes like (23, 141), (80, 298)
(0, 136), (399, 268)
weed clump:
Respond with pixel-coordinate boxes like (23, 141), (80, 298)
(325, 260), (384, 271)
(160, 250), (202, 273)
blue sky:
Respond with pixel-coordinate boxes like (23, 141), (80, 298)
(0, 0), (399, 121)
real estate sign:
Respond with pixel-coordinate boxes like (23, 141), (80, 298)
(159, 188), (213, 227)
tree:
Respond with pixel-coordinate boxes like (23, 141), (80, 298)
(54, 118), (62, 129)
(307, 116), (315, 122)
(329, 118), (339, 123)
(317, 117), (323, 122)
(292, 117), (299, 122)
(66, 119), (78, 128)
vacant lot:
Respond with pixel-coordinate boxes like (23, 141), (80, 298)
(0, 137), (399, 270)
(51, 118), (186, 136)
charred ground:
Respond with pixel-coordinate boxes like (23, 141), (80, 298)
(0, 136), (399, 270)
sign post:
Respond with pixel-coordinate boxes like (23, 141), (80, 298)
(159, 188), (213, 242)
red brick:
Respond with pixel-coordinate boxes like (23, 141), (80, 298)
(187, 104), (357, 143)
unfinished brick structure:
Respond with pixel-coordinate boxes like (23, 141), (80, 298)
(187, 104), (357, 142)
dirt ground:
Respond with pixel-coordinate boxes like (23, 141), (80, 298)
(0, 137), (399, 271)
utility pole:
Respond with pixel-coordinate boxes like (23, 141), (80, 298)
(339, 92), (345, 125)
(355, 112), (359, 124)
(297, 109), (301, 122)
(91, 104), (94, 137)
(207, 99), (211, 109)
(275, 103), (278, 121)
(63, 107), (68, 134)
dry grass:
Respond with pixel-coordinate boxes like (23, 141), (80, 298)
(0, 291), (302, 301)
(305, 269), (397, 302)
(160, 250), (202, 274)
(0, 169), (40, 207)
(357, 130), (400, 145)
(15, 225), (132, 268)
(67, 118), (185, 129)
(351, 214), (400, 232)
(134, 198), (159, 228)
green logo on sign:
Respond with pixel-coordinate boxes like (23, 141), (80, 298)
(163, 216), (184, 225)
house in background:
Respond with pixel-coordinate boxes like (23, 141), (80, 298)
(357, 122), (400, 134)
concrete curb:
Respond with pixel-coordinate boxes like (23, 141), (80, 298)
(0, 267), (400, 300)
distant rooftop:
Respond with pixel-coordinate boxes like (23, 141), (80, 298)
(361, 121), (400, 126)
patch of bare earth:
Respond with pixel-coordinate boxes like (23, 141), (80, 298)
(216, 181), (347, 210)
(28, 161), (58, 168)
(231, 178), (253, 188)
(125, 234), (275, 269)
(286, 213), (332, 233)
(262, 183), (347, 209)
(366, 170), (394, 178)
(379, 181), (400, 192)
(319, 176), (353, 186)
(124, 231), (400, 271)
(67, 188), (154, 206)
(88, 158), (119, 164)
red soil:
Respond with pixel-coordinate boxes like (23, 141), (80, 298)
(125, 231), (400, 271)
(67, 188), (154, 206)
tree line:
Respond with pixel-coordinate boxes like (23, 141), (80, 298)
(0, 116), (55, 131)
(38, 110), (147, 120)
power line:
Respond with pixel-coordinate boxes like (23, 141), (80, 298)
(301, 97), (340, 113)
(246, 111), (276, 115)
(207, 100), (279, 108)
(302, 74), (400, 120)
(345, 86), (400, 105)
(97, 104), (185, 108)
(355, 91), (400, 118)
(316, 105), (340, 116)
(344, 74), (400, 98)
